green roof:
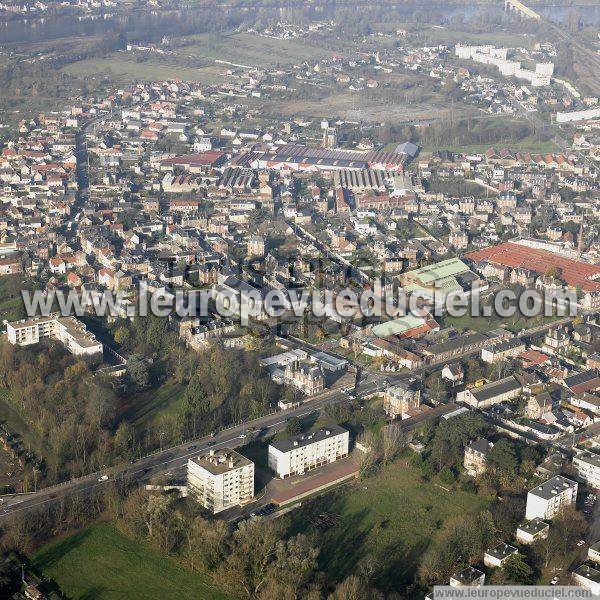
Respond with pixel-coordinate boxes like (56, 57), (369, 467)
(407, 258), (471, 284)
(372, 313), (425, 338)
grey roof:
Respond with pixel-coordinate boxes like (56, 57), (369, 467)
(574, 564), (600, 584)
(575, 450), (600, 469)
(425, 332), (488, 357)
(467, 438), (493, 455)
(450, 567), (484, 585)
(483, 337), (524, 353)
(485, 543), (518, 561)
(394, 141), (420, 157)
(270, 424), (348, 453)
(528, 475), (577, 501)
(470, 376), (521, 403)
(517, 518), (549, 536)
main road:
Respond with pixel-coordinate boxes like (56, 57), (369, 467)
(0, 309), (574, 520)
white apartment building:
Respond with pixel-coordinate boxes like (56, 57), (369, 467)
(187, 448), (254, 514)
(525, 475), (578, 520)
(573, 450), (600, 489)
(268, 425), (349, 479)
(6, 314), (103, 358)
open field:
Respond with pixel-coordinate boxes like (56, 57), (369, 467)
(63, 55), (224, 84)
(32, 522), (230, 600)
(422, 137), (561, 155)
(417, 25), (538, 49)
(176, 31), (334, 67)
(285, 460), (489, 590)
(122, 379), (185, 428)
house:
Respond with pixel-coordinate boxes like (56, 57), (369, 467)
(464, 438), (493, 477)
(564, 371), (600, 395)
(449, 566), (485, 588)
(457, 376), (522, 409)
(516, 518), (549, 544)
(383, 381), (421, 419)
(572, 564), (600, 595)
(573, 450), (600, 489)
(525, 475), (578, 520)
(268, 425), (349, 479)
(484, 543), (518, 568)
(187, 448), (254, 514)
(442, 363), (465, 386)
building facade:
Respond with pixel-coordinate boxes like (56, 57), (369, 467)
(268, 425), (349, 479)
(187, 448), (254, 514)
(525, 476), (578, 520)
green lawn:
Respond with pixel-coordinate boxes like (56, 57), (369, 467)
(423, 138), (560, 155)
(286, 460), (489, 589)
(122, 380), (185, 427)
(32, 522), (229, 600)
(443, 310), (564, 334)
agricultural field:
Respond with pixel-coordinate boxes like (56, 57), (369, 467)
(285, 459), (489, 591)
(32, 523), (230, 600)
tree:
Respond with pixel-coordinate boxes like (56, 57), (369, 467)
(503, 553), (534, 585)
(180, 374), (209, 438)
(382, 423), (406, 465)
(126, 354), (150, 390)
(217, 519), (282, 598)
(329, 575), (380, 600)
(286, 417), (302, 437)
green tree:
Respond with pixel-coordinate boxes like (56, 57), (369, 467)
(503, 554), (534, 585)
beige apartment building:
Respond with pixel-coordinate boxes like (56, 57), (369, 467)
(187, 448), (254, 514)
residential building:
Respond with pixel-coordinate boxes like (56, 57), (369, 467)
(572, 564), (600, 595)
(516, 518), (549, 544)
(484, 543), (518, 568)
(481, 337), (525, 363)
(383, 381), (421, 419)
(588, 542), (600, 564)
(6, 315), (103, 358)
(525, 475), (578, 520)
(573, 450), (600, 489)
(187, 448), (254, 514)
(464, 438), (493, 477)
(268, 425), (349, 479)
(449, 567), (485, 588)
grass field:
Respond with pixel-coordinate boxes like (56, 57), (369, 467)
(286, 460), (489, 589)
(63, 56), (224, 84)
(443, 309), (563, 334)
(121, 380), (185, 427)
(32, 522), (229, 600)
(177, 32), (333, 67)
(423, 137), (560, 155)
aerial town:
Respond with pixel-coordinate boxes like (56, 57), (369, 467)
(0, 0), (598, 599)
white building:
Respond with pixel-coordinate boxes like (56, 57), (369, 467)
(6, 314), (103, 358)
(449, 567), (485, 588)
(516, 518), (549, 544)
(573, 564), (600, 595)
(484, 543), (518, 568)
(573, 450), (600, 489)
(525, 475), (578, 520)
(556, 108), (600, 123)
(457, 376), (521, 409)
(268, 425), (349, 479)
(187, 448), (254, 514)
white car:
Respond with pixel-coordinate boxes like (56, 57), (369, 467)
(98, 475), (109, 482)
(550, 577), (559, 586)
(577, 540), (586, 547)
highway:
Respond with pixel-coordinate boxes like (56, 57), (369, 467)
(0, 308), (575, 521)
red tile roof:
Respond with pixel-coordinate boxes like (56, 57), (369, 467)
(466, 242), (600, 292)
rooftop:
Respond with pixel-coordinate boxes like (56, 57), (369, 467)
(528, 475), (577, 501)
(189, 448), (252, 476)
(270, 424), (348, 453)
(517, 518), (549, 535)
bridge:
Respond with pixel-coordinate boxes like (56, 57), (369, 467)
(504, 0), (540, 20)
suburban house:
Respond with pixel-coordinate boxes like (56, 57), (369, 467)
(464, 438), (493, 477)
(383, 381), (421, 419)
(449, 567), (485, 588)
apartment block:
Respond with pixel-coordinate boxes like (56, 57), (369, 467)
(573, 450), (600, 489)
(525, 475), (578, 520)
(187, 448), (254, 514)
(268, 425), (349, 479)
(6, 314), (103, 358)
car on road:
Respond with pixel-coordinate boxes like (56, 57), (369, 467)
(98, 475), (109, 482)
(239, 433), (247, 439)
(550, 577), (559, 585)
(577, 540), (586, 547)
